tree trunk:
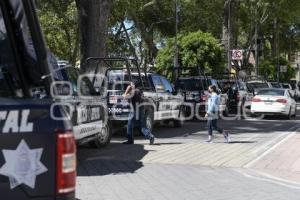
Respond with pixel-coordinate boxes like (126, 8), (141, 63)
(222, 0), (237, 72)
(76, 0), (112, 72)
(142, 30), (158, 65)
(222, 0), (236, 51)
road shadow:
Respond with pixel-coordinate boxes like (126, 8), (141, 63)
(211, 141), (257, 144)
(77, 143), (148, 176)
(228, 141), (257, 144)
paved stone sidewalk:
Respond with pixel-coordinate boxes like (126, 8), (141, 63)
(76, 119), (300, 200)
(76, 162), (300, 200)
(249, 132), (300, 183)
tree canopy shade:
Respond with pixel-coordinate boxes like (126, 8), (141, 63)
(156, 31), (225, 79)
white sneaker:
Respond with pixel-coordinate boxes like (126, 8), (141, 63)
(205, 136), (213, 143)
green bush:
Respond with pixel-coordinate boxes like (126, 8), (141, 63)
(260, 57), (296, 82)
(156, 31), (225, 79)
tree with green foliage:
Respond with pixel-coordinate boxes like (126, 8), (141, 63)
(156, 31), (225, 79)
(37, 0), (113, 72)
(35, 0), (300, 77)
(260, 57), (296, 82)
(37, 0), (79, 65)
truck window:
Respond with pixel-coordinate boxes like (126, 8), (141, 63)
(160, 76), (174, 93)
(152, 75), (163, 87)
(0, 7), (21, 97)
(177, 79), (205, 91)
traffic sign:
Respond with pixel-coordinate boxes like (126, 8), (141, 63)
(280, 65), (288, 73)
(232, 50), (243, 60)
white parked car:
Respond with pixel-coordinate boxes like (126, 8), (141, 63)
(251, 88), (297, 119)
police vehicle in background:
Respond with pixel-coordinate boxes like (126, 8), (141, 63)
(55, 62), (111, 148)
(174, 67), (228, 118)
(216, 74), (253, 116)
(0, 1), (77, 199)
(246, 76), (270, 95)
(85, 57), (185, 132)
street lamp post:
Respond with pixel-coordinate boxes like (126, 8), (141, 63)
(227, 0), (232, 71)
(255, 8), (259, 77)
(174, 0), (179, 69)
(275, 18), (280, 83)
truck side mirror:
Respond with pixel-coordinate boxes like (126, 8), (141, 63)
(155, 85), (165, 93)
(51, 81), (72, 98)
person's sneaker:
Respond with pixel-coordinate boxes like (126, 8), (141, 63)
(149, 136), (155, 145)
(205, 136), (213, 143)
(224, 132), (231, 143)
(205, 139), (213, 143)
(122, 140), (134, 145)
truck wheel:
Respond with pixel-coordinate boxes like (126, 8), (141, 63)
(145, 110), (154, 132)
(223, 105), (229, 117)
(90, 122), (112, 148)
(285, 108), (292, 120)
(173, 108), (184, 128)
(240, 101), (246, 119)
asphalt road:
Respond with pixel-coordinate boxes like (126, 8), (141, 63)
(76, 106), (300, 200)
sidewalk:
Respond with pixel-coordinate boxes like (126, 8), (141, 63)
(250, 132), (300, 183)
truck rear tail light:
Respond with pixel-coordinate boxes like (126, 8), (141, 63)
(56, 131), (76, 194)
(276, 99), (288, 104)
(236, 92), (241, 101)
(252, 98), (262, 102)
(201, 94), (208, 102)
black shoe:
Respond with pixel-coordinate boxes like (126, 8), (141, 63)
(122, 140), (134, 145)
(149, 136), (155, 145)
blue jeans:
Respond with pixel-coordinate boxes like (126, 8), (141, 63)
(127, 110), (153, 141)
(207, 119), (223, 136)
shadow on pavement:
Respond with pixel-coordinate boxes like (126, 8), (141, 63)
(77, 143), (149, 176)
(211, 141), (257, 144)
(228, 141), (257, 144)
(111, 111), (300, 140)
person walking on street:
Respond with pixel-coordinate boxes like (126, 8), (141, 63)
(205, 85), (231, 143)
(122, 80), (155, 145)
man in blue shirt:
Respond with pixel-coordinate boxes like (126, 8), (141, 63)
(205, 85), (231, 143)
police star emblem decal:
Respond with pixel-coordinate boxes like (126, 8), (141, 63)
(0, 140), (48, 189)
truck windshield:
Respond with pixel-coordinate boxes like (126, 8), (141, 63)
(271, 83), (282, 88)
(247, 82), (269, 90)
(282, 84), (290, 89)
(107, 70), (149, 90)
(177, 79), (205, 91)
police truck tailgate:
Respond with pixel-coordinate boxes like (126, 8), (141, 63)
(0, 99), (74, 200)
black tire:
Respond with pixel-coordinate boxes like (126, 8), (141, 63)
(223, 105), (229, 117)
(144, 109), (154, 132)
(286, 108), (292, 120)
(293, 107), (297, 118)
(240, 100), (246, 119)
(173, 108), (184, 128)
(89, 122), (112, 148)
